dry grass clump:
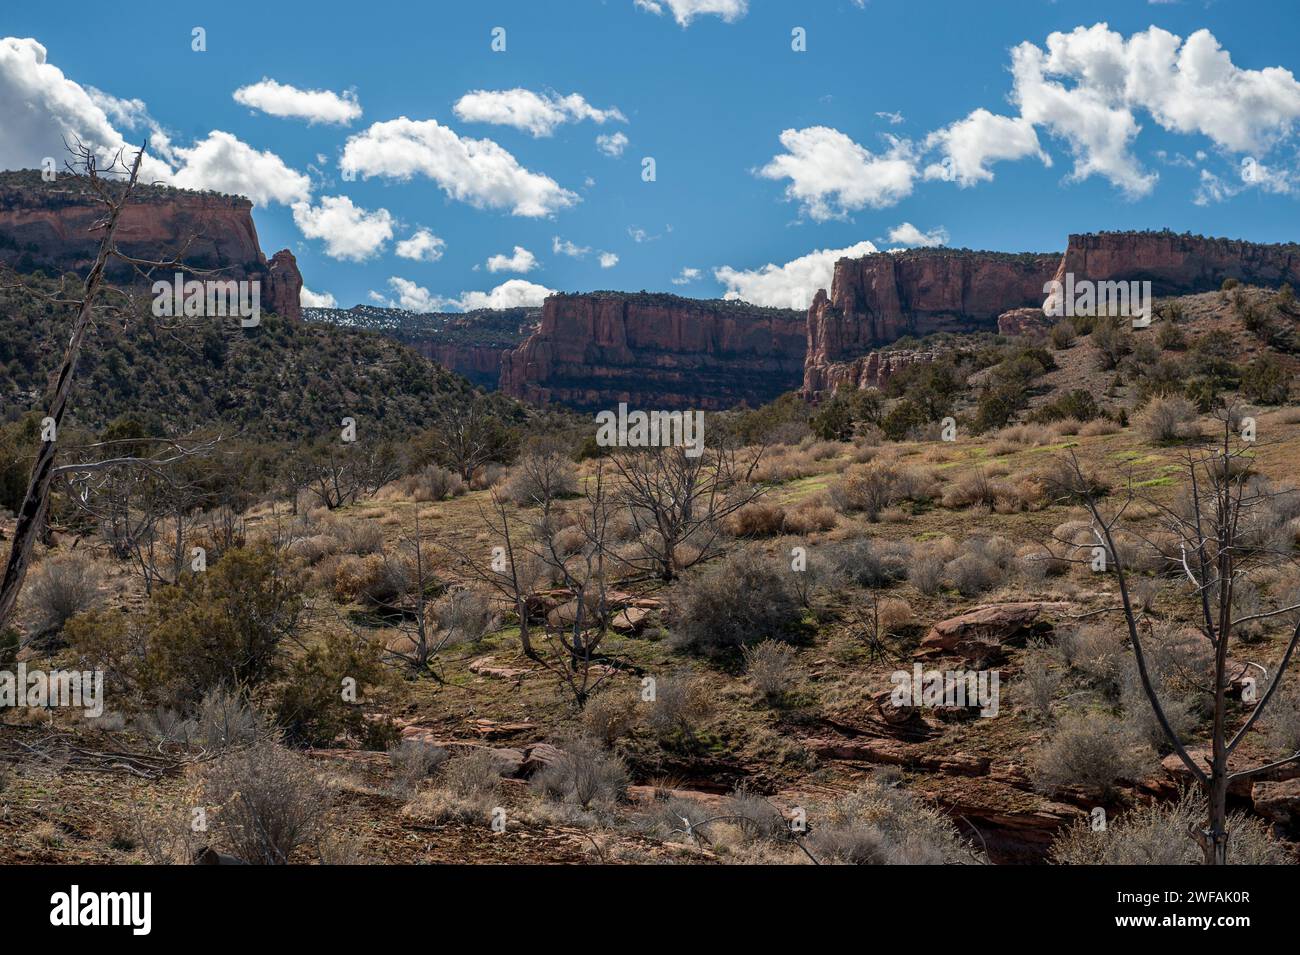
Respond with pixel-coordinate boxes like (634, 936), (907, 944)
(1135, 395), (1200, 443)
(940, 469), (1044, 513)
(23, 552), (103, 635)
(829, 460), (936, 521)
(1051, 789), (1285, 864)
(750, 446), (820, 483)
(742, 639), (800, 703)
(670, 548), (803, 654)
(1078, 417), (1120, 436)
(502, 450), (578, 506)
(201, 741), (331, 864)
(405, 748), (508, 824)
(1030, 712), (1151, 796)
(782, 499), (838, 534)
(806, 777), (980, 865)
(581, 691), (638, 746)
(389, 464), (465, 502)
(326, 518), (384, 556)
(531, 737), (627, 809)
(333, 553), (409, 606)
(724, 501), (788, 537)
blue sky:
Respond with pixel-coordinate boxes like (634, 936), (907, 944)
(4, 0), (1300, 312)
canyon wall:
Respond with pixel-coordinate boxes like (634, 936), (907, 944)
(0, 171), (303, 321)
(1047, 230), (1300, 298)
(802, 249), (1059, 397)
(499, 292), (806, 411)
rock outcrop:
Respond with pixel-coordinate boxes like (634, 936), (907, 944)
(499, 292), (806, 411)
(1049, 230), (1300, 298)
(0, 170), (303, 321)
(802, 249), (1059, 397)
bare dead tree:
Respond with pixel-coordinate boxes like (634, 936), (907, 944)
(0, 143), (151, 632)
(426, 398), (509, 481)
(445, 460), (623, 707)
(1057, 404), (1300, 864)
(609, 438), (767, 582)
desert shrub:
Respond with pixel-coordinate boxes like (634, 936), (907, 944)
(807, 777), (979, 865)
(581, 691), (637, 746)
(327, 519), (384, 556)
(1049, 321), (1076, 350)
(1051, 789), (1284, 864)
(782, 500), (837, 534)
(470, 463), (508, 491)
(1241, 354), (1289, 405)
(879, 399), (932, 442)
(829, 538), (912, 588)
(725, 786), (791, 843)
(646, 671), (713, 743)
(908, 553), (945, 595)
(944, 552), (1005, 597)
(1030, 713), (1151, 796)
(1134, 395), (1199, 443)
(202, 741), (330, 864)
(502, 451), (578, 506)
(1119, 661), (1204, 752)
(1156, 320), (1187, 351)
(531, 736), (627, 809)
(135, 687), (270, 753)
(551, 524), (588, 555)
(670, 548), (803, 654)
(273, 628), (395, 749)
(433, 587), (496, 645)
(404, 464), (464, 502)
(1032, 388), (1101, 424)
(1054, 624), (1127, 695)
(724, 501), (788, 537)
(1093, 317), (1131, 370)
(830, 460), (934, 520)
(67, 543), (301, 707)
(388, 740), (449, 792)
(24, 553), (102, 636)
(1260, 678), (1300, 756)
(1017, 543), (1067, 581)
(743, 640), (799, 704)
(1018, 645), (1062, 722)
(439, 748), (507, 799)
(1079, 418), (1121, 436)
(332, 553), (410, 607)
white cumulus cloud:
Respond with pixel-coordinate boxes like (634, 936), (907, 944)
(453, 88), (625, 137)
(486, 245), (538, 273)
(670, 267), (701, 285)
(233, 78), (361, 125)
(395, 228), (446, 262)
(596, 131), (629, 157)
(292, 195), (394, 261)
(599, 252), (619, 268)
(300, 287), (337, 308)
(715, 240), (879, 310)
(634, 0), (748, 27)
(758, 127), (917, 219)
(886, 222), (950, 248)
(384, 277), (554, 312)
(923, 109), (1050, 186)
(341, 117), (578, 217)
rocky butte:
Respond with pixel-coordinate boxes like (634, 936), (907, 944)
(802, 248), (1059, 398)
(499, 291), (807, 411)
(0, 170), (303, 321)
(803, 232), (1300, 399)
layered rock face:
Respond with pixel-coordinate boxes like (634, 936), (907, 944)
(414, 342), (517, 388)
(0, 171), (303, 321)
(802, 249), (1059, 397)
(499, 292), (806, 411)
(1050, 231), (1300, 297)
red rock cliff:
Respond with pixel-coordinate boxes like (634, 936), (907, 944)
(499, 292), (806, 411)
(0, 171), (303, 321)
(802, 249), (1059, 397)
(1048, 231), (1300, 298)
